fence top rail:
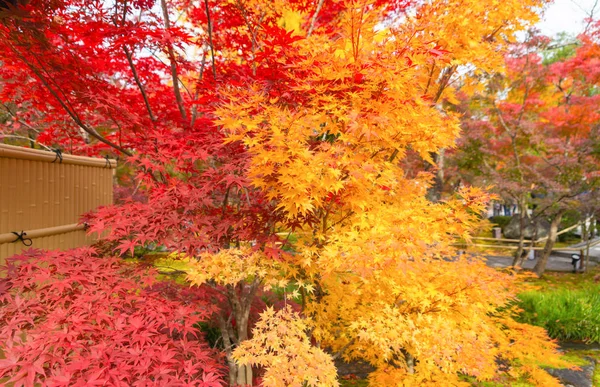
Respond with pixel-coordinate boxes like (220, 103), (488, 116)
(471, 220), (586, 244)
(0, 143), (117, 169)
(0, 223), (85, 244)
(471, 237), (535, 243)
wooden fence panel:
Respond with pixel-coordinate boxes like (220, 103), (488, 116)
(0, 144), (116, 262)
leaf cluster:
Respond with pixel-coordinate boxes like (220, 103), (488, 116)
(0, 248), (225, 386)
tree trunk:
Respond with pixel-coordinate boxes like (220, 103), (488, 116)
(235, 310), (252, 386)
(426, 149), (445, 202)
(526, 224), (539, 266)
(221, 312), (253, 386)
(512, 196), (528, 267)
(219, 280), (259, 386)
(588, 216), (597, 270)
(583, 216), (592, 273)
(534, 209), (566, 276)
(405, 352), (415, 374)
(223, 352), (252, 386)
(217, 314), (239, 385)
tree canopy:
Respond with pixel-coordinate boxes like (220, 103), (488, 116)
(0, 0), (577, 385)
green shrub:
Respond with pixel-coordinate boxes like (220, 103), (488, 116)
(517, 285), (600, 343)
(489, 216), (512, 229)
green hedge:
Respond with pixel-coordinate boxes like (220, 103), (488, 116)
(517, 286), (600, 343)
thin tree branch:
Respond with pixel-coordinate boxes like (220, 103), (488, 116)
(190, 49), (208, 127)
(433, 65), (456, 103)
(113, 1), (156, 122)
(307, 0), (325, 37)
(123, 45), (157, 122)
(1, 103), (41, 133)
(492, 101), (524, 184)
(204, 0), (217, 81)
(326, 210), (355, 232)
(424, 60), (436, 97)
(0, 135), (52, 150)
(331, 338), (356, 360)
(11, 48), (132, 155)
(144, 49), (194, 98)
(483, 24), (504, 43)
(582, 0), (599, 34)
(160, 0), (188, 121)
(235, 1), (265, 77)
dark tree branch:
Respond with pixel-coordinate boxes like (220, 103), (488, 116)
(1, 103), (41, 134)
(191, 49), (208, 127)
(114, 4), (154, 114)
(203, 0), (217, 81)
(424, 60), (436, 97)
(10, 45), (132, 155)
(160, 0), (188, 121)
(433, 65), (456, 104)
(123, 45), (157, 122)
(307, 0), (325, 37)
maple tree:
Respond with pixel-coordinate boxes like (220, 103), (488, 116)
(450, 24), (600, 275)
(405, 0), (544, 201)
(0, 248), (225, 386)
(0, 0), (574, 385)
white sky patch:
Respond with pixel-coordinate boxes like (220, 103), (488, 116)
(537, 0), (598, 37)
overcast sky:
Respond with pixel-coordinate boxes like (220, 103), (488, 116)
(537, 0), (598, 37)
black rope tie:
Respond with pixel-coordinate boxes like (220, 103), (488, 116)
(11, 231), (33, 247)
(52, 148), (63, 163)
(104, 155), (111, 168)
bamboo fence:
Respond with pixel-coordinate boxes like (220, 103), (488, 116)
(0, 144), (116, 262)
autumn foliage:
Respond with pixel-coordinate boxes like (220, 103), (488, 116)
(0, 249), (225, 386)
(450, 23), (600, 273)
(0, 0), (578, 385)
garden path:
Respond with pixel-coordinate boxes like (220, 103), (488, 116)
(484, 254), (598, 272)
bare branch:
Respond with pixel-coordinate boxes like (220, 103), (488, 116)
(583, 0), (600, 34)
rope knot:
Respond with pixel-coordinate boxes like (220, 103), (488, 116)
(52, 148), (63, 163)
(11, 231), (32, 246)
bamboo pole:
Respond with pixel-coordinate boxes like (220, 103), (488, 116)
(0, 143), (117, 168)
(0, 223), (86, 244)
